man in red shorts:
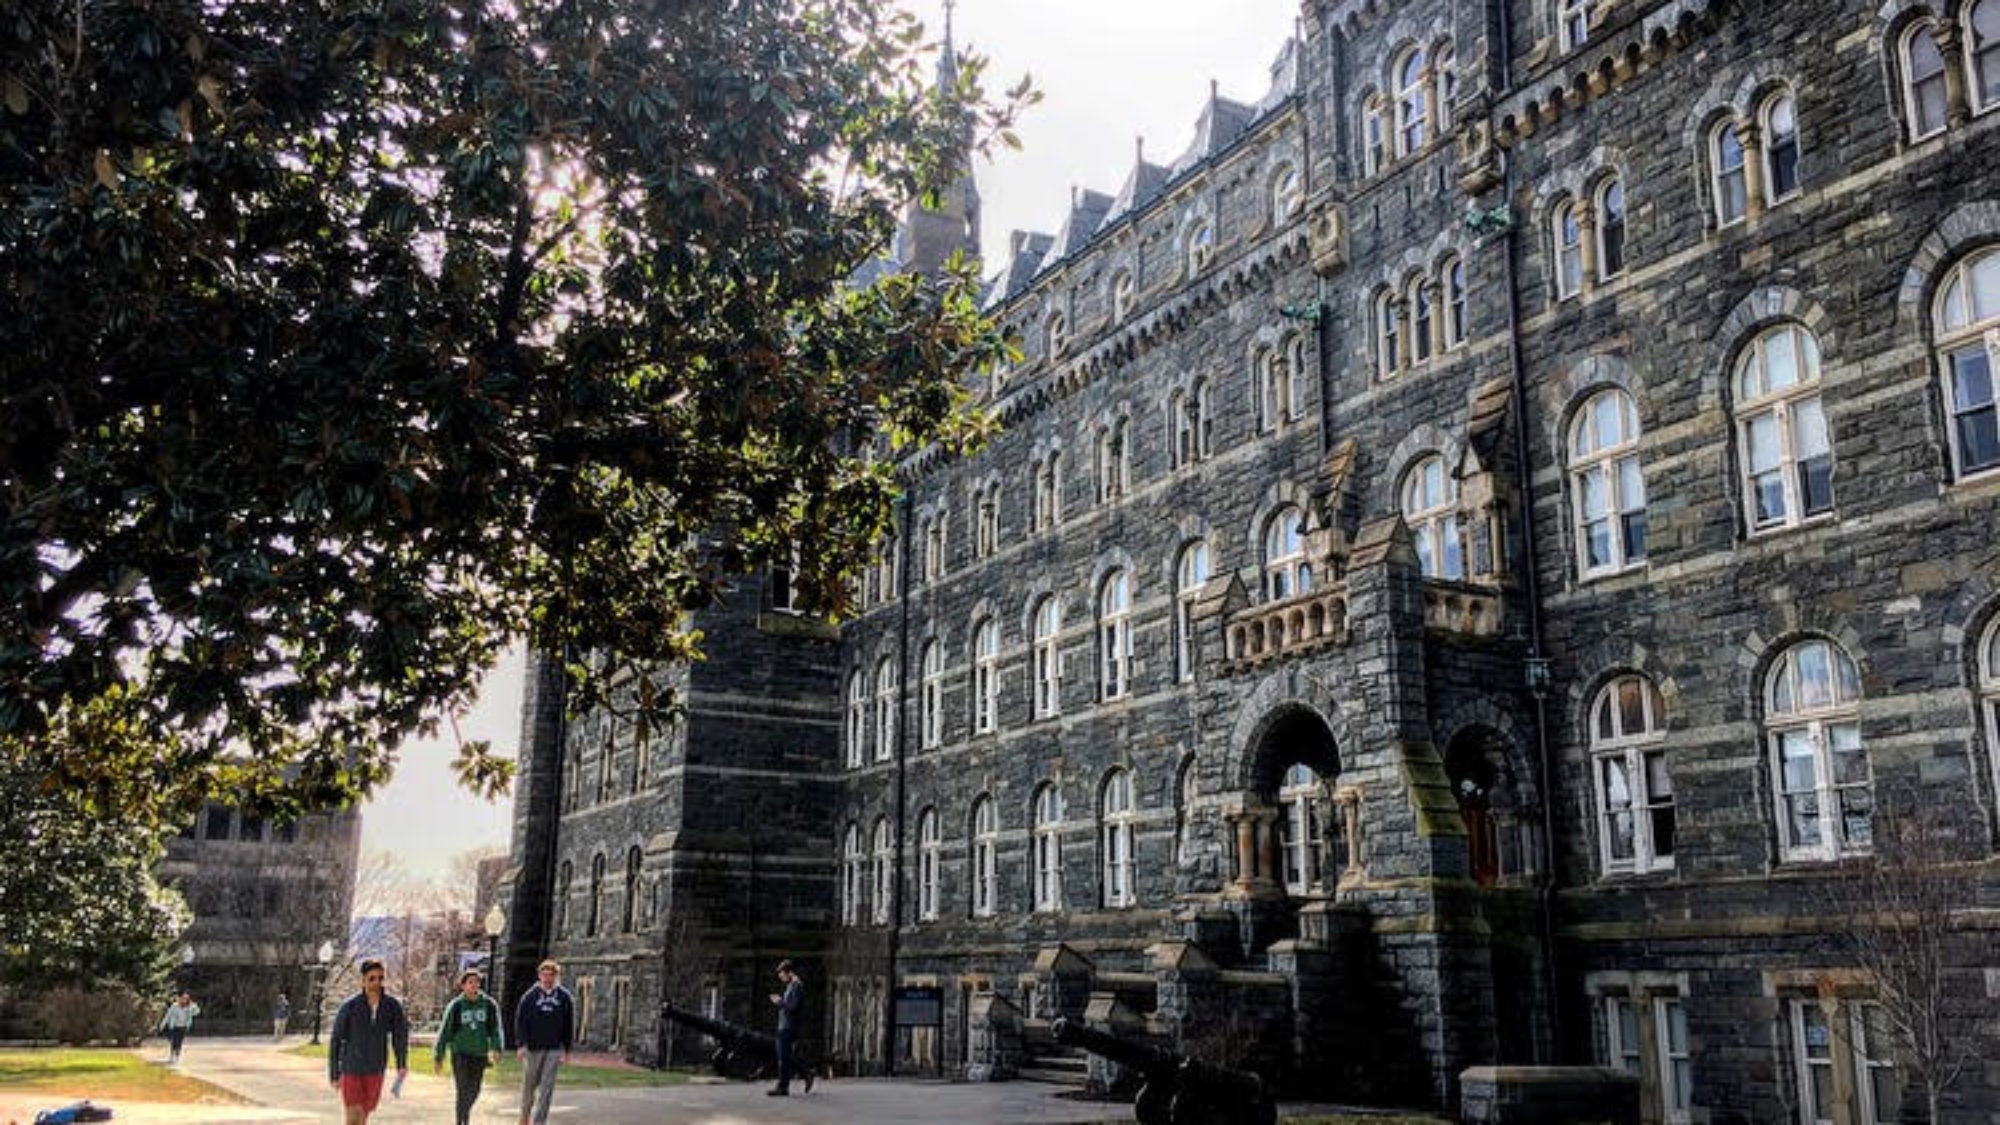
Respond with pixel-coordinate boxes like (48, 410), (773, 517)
(327, 958), (410, 1125)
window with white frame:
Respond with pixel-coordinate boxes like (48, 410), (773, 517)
(1736, 324), (1834, 532)
(1903, 21), (1949, 139)
(1606, 996), (1643, 1075)
(841, 822), (862, 925)
(1403, 455), (1465, 580)
(1436, 43), (1457, 132)
(1768, 639), (1870, 862)
(870, 816), (892, 924)
(1101, 769), (1137, 907)
(1851, 1002), (1901, 1125)
(1932, 246), (2000, 478)
(1286, 336), (1309, 418)
(1112, 271), (1135, 322)
(1442, 256), (1467, 348)
(1263, 506), (1313, 600)
(1570, 387), (1648, 576)
(1789, 999), (1901, 1125)
(920, 640), (944, 749)
(1375, 288), (1401, 378)
(970, 796), (997, 916)
(1553, 198), (1584, 298)
(1591, 674), (1673, 874)
(1597, 176), (1627, 279)
(1034, 453), (1062, 530)
(1984, 617), (2000, 803)
(972, 617), (999, 734)
(873, 656), (896, 762)
(1278, 763), (1325, 894)
(1558, 0), (1590, 51)
(1409, 275), (1435, 362)
(1711, 119), (1748, 227)
(1175, 540), (1210, 682)
(917, 807), (941, 921)
(846, 670), (867, 769)
(1395, 47), (1428, 155)
(769, 556), (801, 614)
(1362, 92), (1388, 174)
(1762, 92), (1801, 203)
(1032, 595), (1062, 719)
(1972, 0), (2000, 114)
(1032, 783), (1065, 911)
(1272, 164), (1304, 224)
(1656, 999), (1693, 1123)
(1604, 994), (1692, 1125)
(1095, 419), (1129, 503)
(1099, 570), (1132, 701)
(1047, 311), (1069, 357)
(975, 484), (999, 557)
(1185, 219), (1215, 275)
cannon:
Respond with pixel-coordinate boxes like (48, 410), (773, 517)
(1051, 1017), (1277, 1125)
(659, 1000), (816, 1083)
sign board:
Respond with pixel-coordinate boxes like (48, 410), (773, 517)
(893, 986), (943, 1027)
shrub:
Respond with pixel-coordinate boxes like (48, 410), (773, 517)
(31, 983), (155, 1045)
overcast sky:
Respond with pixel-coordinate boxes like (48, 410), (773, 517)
(359, 0), (1305, 885)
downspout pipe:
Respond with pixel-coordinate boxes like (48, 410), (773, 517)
(885, 495), (914, 1076)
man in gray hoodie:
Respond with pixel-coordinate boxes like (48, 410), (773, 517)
(326, 959), (410, 1125)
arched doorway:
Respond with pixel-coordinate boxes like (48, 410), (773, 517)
(1243, 707), (1342, 900)
(1444, 725), (1532, 887)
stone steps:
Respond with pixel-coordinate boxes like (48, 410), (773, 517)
(1017, 1046), (1090, 1088)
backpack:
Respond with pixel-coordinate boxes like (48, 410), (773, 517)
(35, 1103), (114, 1123)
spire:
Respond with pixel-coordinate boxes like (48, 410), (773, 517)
(937, 0), (959, 88)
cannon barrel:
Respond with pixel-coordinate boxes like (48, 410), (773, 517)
(1051, 1017), (1276, 1125)
(660, 1001), (774, 1049)
(1051, 1017), (1180, 1078)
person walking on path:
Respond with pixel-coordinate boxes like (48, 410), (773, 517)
(326, 959), (410, 1125)
(513, 959), (575, 1125)
(766, 960), (813, 1096)
(158, 991), (199, 1064)
(272, 993), (290, 1039)
(434, 969), (505, 1125)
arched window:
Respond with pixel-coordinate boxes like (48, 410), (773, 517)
(975, 484), (999, 556)
(1278, 763), (1326, 895)
(1272, 164), (1304, 224)
(1046, 311), (1069, 357)
(1558, 0), (1590, 51)
(1185, 219), (1215, 275)
(874, 656), (896, 762)
(970, 796), (998, 917)
(1761, 92), (1800, 203)
(1435, 43), (1457, 133)
(1032, 595), (1062, 719)
(920, 640), (944, 749)
(922, 514), (945, 582)
(1032, 783), (1065, 912)
(870, 817), (893, 924)
(1112, 271), (1135, 322)
(556, 860), (573, 938)
(846, 669), (867, 769)
(1395, 47), (1429, 155)
(1972, 0), (2000, 114)
(842, 823), (863, 925)
(1193, 379), (1214, 458)
(1932, 246), (2000, 478)
(1711, 119), (1748, 227)
(1736, 324), (1834, 531)
(1263, 506), (1313, 600)
(1441, 256), (1468, 348)
(1767, 639), (1870, 861)
(1362, 92), (1388, 174)
(1403, 455), (1465, 580)
(587, 852), (606, 937)
(1596, 177), (1626, 279)
(1903, 21), (1949, 139)
(972, 616), (1000, 734)
(1374, 288), (1401, 378)
(917, 807), (941, 922)
(1982, 618), (2000, 805)
(1590, 675), (1672, 874)
(1570, 388), (1648, 575)
(1409, 275), (1435, 362)
(1102, 769), (1137, 908)
(1095, 419), (1129, 503)
(1258, 344), (1300, 429)
(622, 845), (642, 933)
(1176, 540), (1211, 682)
(1099, 570), (1132, 701)
(1553, 198), (1584, 298)
(1170, 389), (1193, 469)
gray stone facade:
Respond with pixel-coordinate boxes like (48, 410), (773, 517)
(504, 0), (2000, 1119)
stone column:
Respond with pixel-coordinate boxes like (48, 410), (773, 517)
(1936, 22), (1973, 127)
(1256, 807), (1281, 887)
(1421, 66), (1440, 149)
(1739, 119), (1767, 221)
(1394, 297), (1413, 372)
(1231, 808), (1260, 888)
(1425, 280), (1446, 357)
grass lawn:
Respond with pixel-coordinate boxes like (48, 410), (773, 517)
(0, 1047), (246, 1104)
(283, 1041), (695, 1089)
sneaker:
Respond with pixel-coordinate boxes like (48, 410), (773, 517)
(766, 1087), (789, 1096)
(803, 1070), (816, 1094)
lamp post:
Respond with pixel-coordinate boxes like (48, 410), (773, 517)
(309, 939), (334, 1046)
(482, 905), (505, 978)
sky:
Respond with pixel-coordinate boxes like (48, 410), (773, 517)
(357, 0), (1306, 884)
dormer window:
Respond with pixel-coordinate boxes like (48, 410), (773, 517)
(1272, 165), (1304, 225)
(1558, 0), (1590, 52)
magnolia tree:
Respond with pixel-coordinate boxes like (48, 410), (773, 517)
(0, 0), (1028, 829)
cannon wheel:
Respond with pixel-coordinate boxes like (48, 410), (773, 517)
(1133, 1081), (1173, 1125)
(1167, 1088), (1228, 1125)
(709, 1047), (733, 1078)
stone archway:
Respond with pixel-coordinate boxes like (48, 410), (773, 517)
(1443, 724), (1532, 887)
(1222, 705), (1342, 926)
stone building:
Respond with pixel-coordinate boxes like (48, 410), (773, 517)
(160, 804), (361, 1033)
(501, 0), (2000, 1119)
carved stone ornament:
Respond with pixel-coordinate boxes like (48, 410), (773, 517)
(1307, 202), (1348, 278)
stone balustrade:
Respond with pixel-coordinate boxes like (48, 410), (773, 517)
(1224, 587), (1349, 667)
(1421, 582), (1503, 637)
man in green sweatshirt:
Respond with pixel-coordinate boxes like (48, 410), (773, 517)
(433, 969), (505, 1125)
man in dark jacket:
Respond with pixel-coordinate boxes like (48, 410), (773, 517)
(513, 959), (574, 1125)
(433, 969), (505, 1125)
(326, 959), (409, 1125)
(766, 960), (813, 1096)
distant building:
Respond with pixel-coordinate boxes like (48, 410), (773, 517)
(160, 804), (360, 1033)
